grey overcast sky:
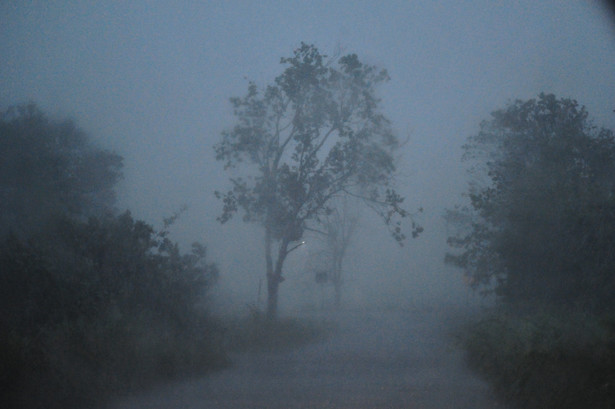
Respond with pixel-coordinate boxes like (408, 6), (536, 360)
(2, 1), (615, 310)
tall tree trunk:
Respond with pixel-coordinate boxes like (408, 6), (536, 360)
(265, 229), (290, 320)
(264, 227), (277, 319)
(267, 275), (279, 319)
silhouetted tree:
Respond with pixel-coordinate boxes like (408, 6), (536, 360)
(215, 43), (418, 318)
(0, 103), (123, 237)
(447, 93), (615, 312)
(0, 105), (224, 407)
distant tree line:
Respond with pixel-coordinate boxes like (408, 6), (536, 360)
(0, 104), (225, 409)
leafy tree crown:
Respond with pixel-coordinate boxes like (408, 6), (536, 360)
(215, 43), (412, 243)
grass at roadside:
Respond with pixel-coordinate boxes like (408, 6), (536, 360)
(1, 304), (335, 409)
(222, 306), (337, 353)
(1, 313), (229, 409)
(458, 307), (615, 409)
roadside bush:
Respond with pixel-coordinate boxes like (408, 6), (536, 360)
(0, 213), (227, 408)
(460, 308), (615, 409)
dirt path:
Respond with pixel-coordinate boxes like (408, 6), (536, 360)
(110, 304), (504, 409)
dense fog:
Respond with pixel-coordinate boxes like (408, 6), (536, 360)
(2, 1), (615, 408)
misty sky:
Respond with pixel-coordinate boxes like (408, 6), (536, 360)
(2, 1), (615, 311)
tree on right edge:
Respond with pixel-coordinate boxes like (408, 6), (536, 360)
(446, 93), (615, 312)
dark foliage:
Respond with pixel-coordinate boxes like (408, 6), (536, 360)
(214, 43), (418, 318)
(0, 104), (225, 408)
(450, 95), (615, 408)
(0, 103), (123, 238)
(0, 212), (224, 408)
(447, 94), (615, 312)
(459, 309), (615, 409)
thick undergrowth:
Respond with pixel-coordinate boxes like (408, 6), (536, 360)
(459, 307), (615, 409)
(1, 314), (228, 409)
(0, 214), (228, 409)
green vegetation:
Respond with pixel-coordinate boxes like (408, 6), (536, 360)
(0, 105), (227, 408)
(447, 93), (615, 311)
(215, 43), (420, 319)
(0, 103), (334, 408)
(0, 103), (123, 237)
(0, 212), (228, 409)
(448, 94), (615, 408)
(459, 308), (615, 409)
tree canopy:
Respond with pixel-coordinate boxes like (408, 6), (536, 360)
(0, 104), (224, 407)
(215, 43), (416, 318)
(446, 93), (615, 312)
(0, 103), (123, 237)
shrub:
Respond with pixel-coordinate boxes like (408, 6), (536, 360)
(460, 308), (615, 408)
(0, 213), (226, 408)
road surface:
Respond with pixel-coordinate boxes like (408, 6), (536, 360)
(110, 304), (504, 409)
